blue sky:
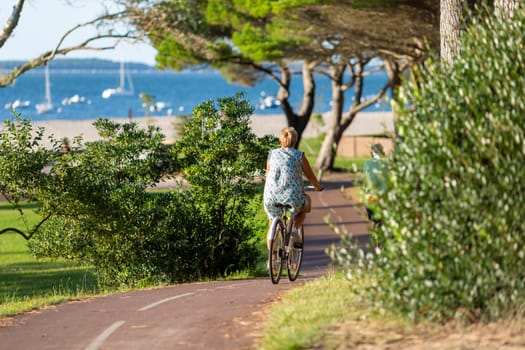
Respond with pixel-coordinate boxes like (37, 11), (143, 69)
(0, 0), (156, 65)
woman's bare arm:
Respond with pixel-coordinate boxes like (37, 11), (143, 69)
(301, 154), (323, 191)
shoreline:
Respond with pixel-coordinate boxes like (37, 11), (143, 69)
(25, 111), (392, 147)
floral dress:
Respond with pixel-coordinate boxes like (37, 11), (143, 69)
(263, 147), (305, 219)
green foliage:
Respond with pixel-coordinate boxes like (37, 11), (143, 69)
(170, 94), (277, 278)
(172, 94), (277, 275)
(232, 25), (286, 61)
(150, 0), (226, 71)
(172, 93), (275, 195)
(28, 96), (274, 286)
(207, 0), (310, 62)
(207, 0), (322, 20)
(153, 0), (320, 68)
(333, 8), (525, 321)
(0, 114), (54, 205)
(154, 36), (205, 71)
(27, 119), (173, 286)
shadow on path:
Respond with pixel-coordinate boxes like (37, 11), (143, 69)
(301, 171), (370, 278)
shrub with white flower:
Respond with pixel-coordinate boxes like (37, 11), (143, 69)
(332, 6), (525, 321)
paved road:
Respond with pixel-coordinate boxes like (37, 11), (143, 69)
(0, 173), (369, 350)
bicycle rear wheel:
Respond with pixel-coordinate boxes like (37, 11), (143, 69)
(287, 226), (304, 281)
(269, 219), (285, 284)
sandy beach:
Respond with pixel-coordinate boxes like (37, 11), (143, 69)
(27, 111), (392, 148)
(29, 114), (307, 146)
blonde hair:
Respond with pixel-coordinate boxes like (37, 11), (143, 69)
(279, 127), (298, 148)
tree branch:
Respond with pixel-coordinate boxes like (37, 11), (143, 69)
(0, 212), (52, 240)
(0, 0), (25, 49)
(0, 10), (144, 87)
(347, 79), (391, 116)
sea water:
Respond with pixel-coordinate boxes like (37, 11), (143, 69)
(1, 67), (391, 122)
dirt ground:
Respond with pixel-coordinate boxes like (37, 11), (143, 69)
(315, 316), (525, 349)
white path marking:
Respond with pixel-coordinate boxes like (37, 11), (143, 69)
(216, 283), (245, 289)
(138, 292), (195, 311)
(85, 320), (125, 350)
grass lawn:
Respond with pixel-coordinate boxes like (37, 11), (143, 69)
(301, 136), (368, 174)
(0, 203), (99, 317)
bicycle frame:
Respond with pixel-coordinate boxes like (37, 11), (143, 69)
(268, 186), (316, 284)
(269, 210), (294, 243)
(268, 206), (304, 284)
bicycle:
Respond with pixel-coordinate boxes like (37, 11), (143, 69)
(268, 186), (317, 284)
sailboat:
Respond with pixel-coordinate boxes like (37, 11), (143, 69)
(35, 64), (53, 114)
(101, 61), (134, 99)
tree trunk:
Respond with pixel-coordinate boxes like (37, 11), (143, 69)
(316, 63), (346, 171)
(278, 61), (316, 147)
(276, 63), (293, 117)
(494, 0), (520, 18)
(384, 57), (406, 152)
(316, 56), (392, 172)
(440, 0), (462, 64)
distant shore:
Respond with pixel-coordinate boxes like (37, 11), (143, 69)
(30, 114), (288, 146)
(28, 111), (392, 147)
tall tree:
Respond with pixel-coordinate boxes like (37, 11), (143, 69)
(296, 1), (438, 170)
(129, 0), (320, 145)
(129, 0), (438, 167)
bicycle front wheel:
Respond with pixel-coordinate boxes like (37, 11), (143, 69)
(269, 219), (285, 284)
(287, 226), (304, 281)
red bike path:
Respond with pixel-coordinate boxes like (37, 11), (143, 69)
(0, 173), (369, 350)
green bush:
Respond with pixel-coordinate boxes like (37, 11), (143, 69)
(332, 8), (525, 321)
(170, 93), (277, 277)
(28, 119), (174, 286)
(0, 115), (53, 205)
(27, 95), (275, 286)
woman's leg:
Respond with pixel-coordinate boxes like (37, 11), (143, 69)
(292, 207), (306, 249)
(293, 211), (306, 229)
(293, 194), (311, 229)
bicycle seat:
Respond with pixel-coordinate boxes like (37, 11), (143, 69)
(275, 203), (292, 209)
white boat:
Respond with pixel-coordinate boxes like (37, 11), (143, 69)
(258, 92), (280, 110)
(62, 94), (89, 105)
(35, 64), (53, 114)
(148, 101), (168, 113)
(101, 61), (134, 99)
(4, 99), (31, 110)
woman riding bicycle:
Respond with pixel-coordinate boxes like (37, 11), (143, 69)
(263, 127), (323, 254)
